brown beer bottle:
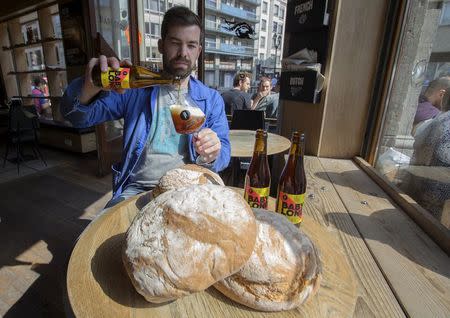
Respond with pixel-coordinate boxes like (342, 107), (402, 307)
(276, 132), (306, 227)
(244, 129), (271, 208)
(91, 65), (179, 89)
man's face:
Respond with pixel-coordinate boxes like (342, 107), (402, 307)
(158, 25), (202, 79)
(240, 77), (251, 92)
(260, 80), (271, 95)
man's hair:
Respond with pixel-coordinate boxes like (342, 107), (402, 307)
(161, 6), (202, 41)
(33, 77), (46, 87)
(233, 72), (251, 87)
(425, 76), (450, 96)
(259, 76), (271, 86)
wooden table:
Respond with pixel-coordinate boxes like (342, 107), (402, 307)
(229, 129), (291, 157)
(228, 129), (291, 186)
(67, 157), (450, 318)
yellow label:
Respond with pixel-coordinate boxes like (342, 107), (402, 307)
(276, 191), (304, 224)
(244, 185), (270, 208)
(100, 67), (130, 89)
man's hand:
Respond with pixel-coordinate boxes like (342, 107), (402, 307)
(79, 55), (132, 105)
(193, 128), (221, 164)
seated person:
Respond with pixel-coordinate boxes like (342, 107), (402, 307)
(251, 76), (279, 118)
(412, 76), (450, 134)
(411, 92), (450, 167)
(32, 77), (52, 117)
(221, 72), (252, 115)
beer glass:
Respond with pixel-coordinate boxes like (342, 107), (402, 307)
(169, 93), (208, 164)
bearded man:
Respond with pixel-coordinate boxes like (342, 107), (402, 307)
(61, 6), (230, 208)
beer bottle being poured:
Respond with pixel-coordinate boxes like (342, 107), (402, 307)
(276, 132), (306, 227)
(91, 64), (179, 89)
(244, 129), (271, 208)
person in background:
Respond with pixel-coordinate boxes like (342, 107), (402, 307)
(60, 6), (230, 208)
(251, 76), (279, 118)
(412, 76), (450, 134)
(32, 77), (52, 117)
(411, 88), (450, 167)
(221, 72), (252, 115)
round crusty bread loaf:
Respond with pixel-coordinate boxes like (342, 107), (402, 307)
(123, 184), (257, 303)
(152, 164), (224, 198)
(214, 209), (322, 311)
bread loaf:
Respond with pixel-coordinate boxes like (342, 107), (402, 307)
(214, 209), (322, 311)
(123, 184), (257, 303)
(152, 164), (224, 197)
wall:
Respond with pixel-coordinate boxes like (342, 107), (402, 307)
(280, 0), (389, 158)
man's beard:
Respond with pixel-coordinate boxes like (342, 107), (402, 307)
(163, 57), (195, 79)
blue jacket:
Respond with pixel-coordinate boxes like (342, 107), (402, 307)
(61, 76), (230, 200)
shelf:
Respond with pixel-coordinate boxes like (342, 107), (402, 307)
(2, 37), (63, 50)
(8, 68), (66, 75)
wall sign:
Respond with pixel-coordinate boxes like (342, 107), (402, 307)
(286, 0), (328, 32)
(280, 70), (319, 103)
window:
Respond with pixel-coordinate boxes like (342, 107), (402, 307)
(373, 3), (450, 227)
(144, 0), (150, 10)
(261, 19), (267, 32)
(145, 22), (150, 34)
(274, 4), (279, 16)
(259, 53), (264, 60)
(260, 36), (265, 48)
(278, 23), (283, 34)
(273, 22), (278, 33)
(146, 46), (151, 57)
(280, 6), (285, 18)
(151, 22), (160, 36)
(262, 2), (268, 14)
(150, 0), (158, 11)
(440, 2), (450, 25)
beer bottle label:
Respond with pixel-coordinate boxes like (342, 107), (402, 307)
(101, 67), (130, 89)
(276, 191), (304, 225)
(244, 185), (270, 208)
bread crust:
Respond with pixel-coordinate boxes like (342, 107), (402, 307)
(123, 184), (257, 303)
(152, 164), (224, 197)
(214, 209), (322, 311)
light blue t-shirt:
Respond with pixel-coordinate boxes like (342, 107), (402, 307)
(126, 85), (189, 191)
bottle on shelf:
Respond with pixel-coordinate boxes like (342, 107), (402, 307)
(244, 129), (271, 209)
(276, 132), (307, 227)
(91, 65), (179, 89)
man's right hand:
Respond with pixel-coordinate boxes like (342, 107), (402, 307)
(79, 55), (132, 105)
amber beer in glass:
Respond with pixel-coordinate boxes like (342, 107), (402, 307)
(244, 129), (271, 208)
(276, 132), (306, 227)
(92, 65), (178, 89)
(169, 104), (205, 134)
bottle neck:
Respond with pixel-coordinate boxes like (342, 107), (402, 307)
(253, 135), (267, 154)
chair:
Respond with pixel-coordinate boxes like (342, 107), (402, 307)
(230, 110), (265, 130)
(229, 110), (265, 186)
(3, 99), (47, 174)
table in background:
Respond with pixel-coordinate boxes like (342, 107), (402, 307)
(66, 157), (450, 317)
(228, 129), (291, 186)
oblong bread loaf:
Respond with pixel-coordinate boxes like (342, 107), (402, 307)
(214, 209), (322, 311)
(123, 184), (257, 303)
(152, 164), (224, 197)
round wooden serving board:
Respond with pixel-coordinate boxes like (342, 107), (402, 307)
(67, 190), (357, 318)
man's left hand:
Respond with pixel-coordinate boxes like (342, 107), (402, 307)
(193, 128), (221, 164)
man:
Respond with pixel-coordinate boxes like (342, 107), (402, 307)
(221, 71), (252, 115)
(61, 6), (230, 208)
(413, 76), (450, 133)
(251, 76), (279, 118)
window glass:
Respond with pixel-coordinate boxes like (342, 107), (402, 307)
(262, 2), (268, 14)
(274, 5), (279, 16)
(260, 36), (265, 48)
(261, 19), (266, 31)
(94, 0), (131, 60)
(374, 1), (450, 226)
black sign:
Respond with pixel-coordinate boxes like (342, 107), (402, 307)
(280, 70), (319, 103)
(59, 1), (88, 66)
(286, 0), (328, 32)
